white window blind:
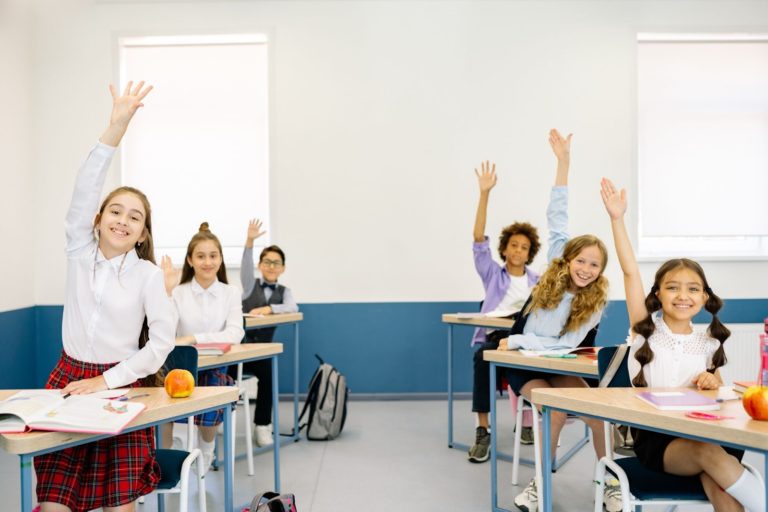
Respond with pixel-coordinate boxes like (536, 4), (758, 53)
(119, 34), (269, 264)
(637, 35), (768, 258)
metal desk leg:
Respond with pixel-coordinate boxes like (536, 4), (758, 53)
(156, 427), (165, 512)
(272, 355), (282, 491)
(448, 324), (454, 449)
(490, 362), (499, 511)
(542, 407), (553, 512)
(20, 454), (32, 512)
(293, 323), (300, 440)
(224, 404), (233, 512)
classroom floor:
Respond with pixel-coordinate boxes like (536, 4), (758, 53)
(0, 399), (762, 511)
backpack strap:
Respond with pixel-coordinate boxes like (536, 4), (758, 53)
(251, 491), (281, 512)
(599, 344), (629, 388)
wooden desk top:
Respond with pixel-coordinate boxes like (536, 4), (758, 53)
(0, 386), (239, 455)
(198, 342), (283, 370)
(441, 313), (514, 329)
(483, 349), (598, 377)
(244, 312), (303, 328)
(532, 387), (768, 451)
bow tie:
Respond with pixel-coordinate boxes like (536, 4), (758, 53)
(261, 282), (277, 291)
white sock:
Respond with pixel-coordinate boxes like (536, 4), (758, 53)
(197, 432), (215, 457)
(725, 467), (765, 512)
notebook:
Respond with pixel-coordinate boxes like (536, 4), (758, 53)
(635, 390), (720, 411)
(732, 380), (757, 394)
(518, 347), (598, 358)
(0, 389), (146, 434)
(194, 343), (232, 356)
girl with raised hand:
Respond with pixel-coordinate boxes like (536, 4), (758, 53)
(35, 82), (176, 512)
(161, 222), (244, 471)
(468, 160), (541, 463)
(601, 177), (764, 512)
(499, 129), (612, 512)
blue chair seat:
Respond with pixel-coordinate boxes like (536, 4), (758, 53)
(615, 457), (706, 501)
(156, 447), (191, 489)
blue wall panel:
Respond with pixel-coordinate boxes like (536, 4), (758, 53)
(2, 299), (766, 394)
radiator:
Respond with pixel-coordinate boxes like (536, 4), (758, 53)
(695, 323), (763, 385)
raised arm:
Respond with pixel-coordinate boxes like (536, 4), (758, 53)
(241, 219), (267, 298)
(160, 255), (181, 297)
(99, 81), (153, 147)
(600, 178), (647, 328)
(473, 161), (497, 242)
(548, 129), (572, 187)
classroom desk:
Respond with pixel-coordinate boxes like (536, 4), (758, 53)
(441, 314), (514, 456)
(531, 387), (768, 512)
(0, 386), (240, 512)
(243, 312), (303, 446)
(485, 350), (599, 512)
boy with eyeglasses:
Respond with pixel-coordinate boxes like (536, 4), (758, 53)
(232, 218), (299, 446)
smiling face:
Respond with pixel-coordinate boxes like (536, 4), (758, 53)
(95, 192), (147, 259)
(568, 244), (604, 290)
(259, 250), (285, 283)
(187, 239), (222, 287)
(656, 267), (708, 324)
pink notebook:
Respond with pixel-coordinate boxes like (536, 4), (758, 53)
(636, 390), (720, 411)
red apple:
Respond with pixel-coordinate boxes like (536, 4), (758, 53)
(742, 385), (768, 420)
(164, 369), (195, 398)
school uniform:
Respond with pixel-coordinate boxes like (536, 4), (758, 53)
(471, 236), (539, 413)
(35, 142), (176, 512)
(234, 246), (298, 425)
(500, 186), (604, 395)
(628, 316), (744, 471)
(171, 278), (244, 426)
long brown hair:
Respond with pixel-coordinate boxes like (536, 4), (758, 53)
(180, 222), (229, 285)
(94, 186), (163, 385)
(631, 259), (729, 387)
(525, 235), (609, 334)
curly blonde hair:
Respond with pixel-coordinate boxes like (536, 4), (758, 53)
(525, 235), (609, 334)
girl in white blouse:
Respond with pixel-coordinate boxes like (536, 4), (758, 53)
(35, 82), (176, 512)
(602, 177), (764, 512)
(161, 223), (244, 469)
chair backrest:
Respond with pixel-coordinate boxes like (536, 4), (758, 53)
(164, 345), (199, 385)
(597, 345), (631, 387)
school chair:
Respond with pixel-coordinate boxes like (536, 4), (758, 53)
(145, 345), (207, 512)
(592, 345), (764, 512)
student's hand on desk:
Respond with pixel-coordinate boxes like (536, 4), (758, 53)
(693, 371), (719, 390)
(249, 306), (272, 316)
(474, 161), (497, 193)
(61, 375), (108, 395)
(498, 338), (509, 351)
(175, 335), (196, 345)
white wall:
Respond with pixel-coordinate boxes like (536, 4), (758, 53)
(28, 0), (768, 305)
(0, 0), (34, 311)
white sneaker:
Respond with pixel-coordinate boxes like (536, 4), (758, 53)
(514, 478), (538, 512)
(254, 424), (274, 447)
(603, 477), (623, 512)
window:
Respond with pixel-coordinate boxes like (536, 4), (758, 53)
(119, 34), (270, 264)
(637, 34), (768, 259)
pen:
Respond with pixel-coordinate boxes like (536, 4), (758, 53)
(542, 354), (577, 359)
(117, 393), (151, 402)
(715, 397), (742, 403)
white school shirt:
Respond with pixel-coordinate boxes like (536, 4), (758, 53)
(627, 315), (720, 387)
(171, 278), (245, 344)
(62, 142), (175, 389)
(489, 273), (530, 316)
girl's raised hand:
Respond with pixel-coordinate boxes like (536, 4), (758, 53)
(548, 128), (572, 161)
(161, 255), (180, 296)
(600, 177), (627, 220)
(474, 161), (497, 193)
(246, 218), (267, 242)
(108, 81), (153, 128)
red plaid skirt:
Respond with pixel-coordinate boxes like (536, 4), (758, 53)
(34, 351), (161, 512)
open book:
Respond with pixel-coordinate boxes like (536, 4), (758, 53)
(0, 390), (146, 435)
(518, 346), (598, 358)
(455, 310), (517, 320)
(635, 390), (720, 411)
(194, 343), (232, 356)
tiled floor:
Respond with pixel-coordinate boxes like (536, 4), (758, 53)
(0, 399), (762, 511)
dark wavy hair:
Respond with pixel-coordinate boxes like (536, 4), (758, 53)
(180, 222), (229, 285)
(497, 222), (540, 265)
(631, 258), (730, 387)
